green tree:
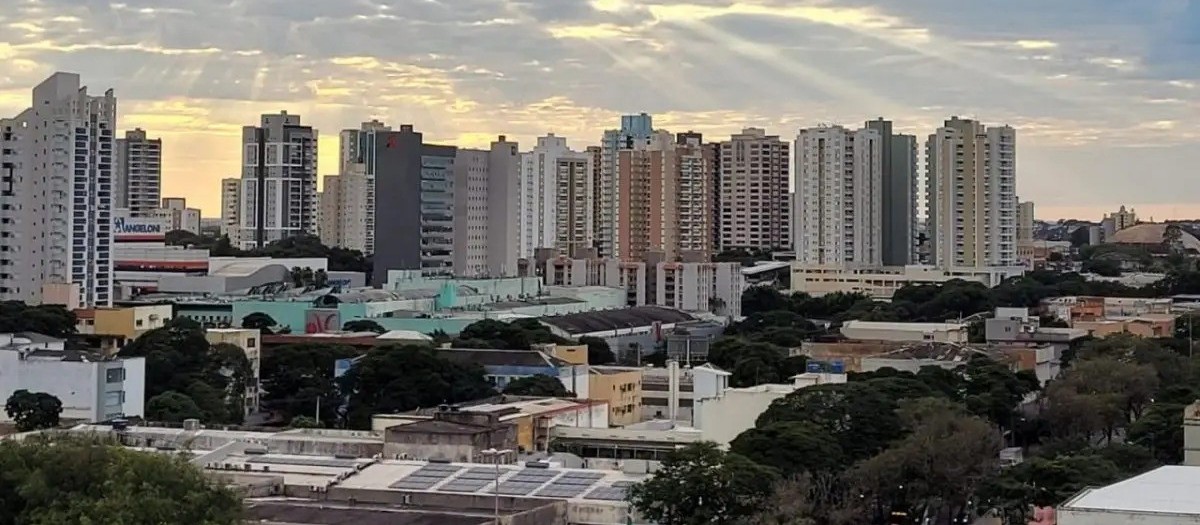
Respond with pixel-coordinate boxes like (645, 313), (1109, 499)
(758, 382), (903, 462)
(338, 345), (495, 428)
(579, 336), (616, 365)
(1128, 402), (1186, 464)
(502, 374), (573, 397)
(119, 319), (250, 424)
(628, 442), (779, 525)
(5, 390), (62, 431)
(241, 312), (279, 333)
(729, 421), (843, 477)
(741, 287), (792, 316)
(288, 415), (322, 429)
(342, 319), (387, 334)
(259, 343), (360, 424)
(0, 301), (77, 336)
(0, 435), (242, 524)
(453, 318), (567, 350)
(145, 391), (204, 423)
(959, 356), (1040, 430)
(1082, 259), (1122, 277)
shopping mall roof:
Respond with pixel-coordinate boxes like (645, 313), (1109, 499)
(538, 306), (695, 336)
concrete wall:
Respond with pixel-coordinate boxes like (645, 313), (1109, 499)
(694, 388), (789, 446)
(1057, 510), (1200, 525)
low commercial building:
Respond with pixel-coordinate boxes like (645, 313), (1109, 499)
(383, 408), (520, 462)
(0, 333), (145, 422)
(790, 264), (1023, 299)
(538, 306), (697, 361)
(1057, 466), (1200, 524)
(1042, 296), (1173, 322)
(985, 307), (1089, 345)
(655, 262), (745, 318)
(75, 304), (173, 353)
(588, 367), (643, 427)
(205, 328), (262, 416)
(693, 372), (846, 445)
(840, 320), (970, 343)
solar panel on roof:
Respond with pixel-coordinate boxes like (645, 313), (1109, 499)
(437, 479), (491, 493)
(246, 457), (358, 469)
(584, 486), (629, 501)
(497, 481), (543, 495)
(610, 481), (637, 488)
(554, 473), (604, 485)
(534, 483), (590, 498)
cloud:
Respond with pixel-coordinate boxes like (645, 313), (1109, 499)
(0, 0), (1195, 218)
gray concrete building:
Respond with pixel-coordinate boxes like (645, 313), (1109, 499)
(115, 128), (162, 217)
(371, 125), (456, 284)
(454, 137), (520, 278)
(865, 118), (917, 265)
(238, 111), (317, 249)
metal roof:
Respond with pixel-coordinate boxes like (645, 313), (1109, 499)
(1061, 466), (1200, 516)
(538, 306), (695, 335)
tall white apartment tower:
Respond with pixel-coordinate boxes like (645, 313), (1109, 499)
(519, 134), (571, 258)
(338, 120), (389, 254)
(115, 128), (161, 217)
(925, 117), (1017, 268)
(0, 72), (116, 307)
(794, 125), (883, 266)
(554, 150), (595, 257)
(719, 128), (790, 251)
(454, 136), (520, 277)
(238, 111), (317, 250)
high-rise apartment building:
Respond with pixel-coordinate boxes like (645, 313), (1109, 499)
(371, 125), (456, 284)
(599, 113), (655, 258)
(0, 72), (116, 307)
(115, 128), (161, 217)
(519, 134), (572, 257)
(454, 137), (520, 278)
(338, 120), (390, 254)
(1017, 200), (1035, 243)
(155, 197), (201, 234)
(317, 165), (370, 253)
(719, 128), (790, 251)
(616, 131), (678, 262)
(794, 125), (883, 266)
(554, 150), (595, 257)
(865, 118), (918, 265)
(237, 111), (317, 249)
(674, 132), (717, 259)
(220, 177), (240, 243)
(925, 117), (1017, 268)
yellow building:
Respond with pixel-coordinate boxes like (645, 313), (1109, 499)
(589, 367), (644, 427)
(205, 328), (263, 416)
(75, 304), (173, 354)
(535, 343), (589, 365)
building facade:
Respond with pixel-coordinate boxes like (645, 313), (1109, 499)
(317, 164), (370, 253)
(598, 114), (655, 258)
(0, 72), (117, 307)
(115, 128), (161, 217)
(1017, 200), (1035, 243)
(0, 333), (145, 422)
(925, 117), (1017, 268)
(864, 118), (917, 265)
(453, 137), (520, 277)
(337, 120), (390, 254)
(238, 111), (317, 249)
(719, 128), (790, 251)
(156, 197), (201, 234)
(616, 131), (678, 262)
(656, 262), (744, 317)
(554, 150), (595, 257)
(791, 263), (1024, 299)
(205, 328), (262, 417)
(220, 177), (240, 243)
(520, 134), (573, 258)
(371, 125), (456, 284)
(794, 125), (883, 267)
(674, 133), (716, 260)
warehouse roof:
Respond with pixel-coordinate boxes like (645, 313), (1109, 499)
(539, 306), (694, 335)
(1060, 466), (1200, 516)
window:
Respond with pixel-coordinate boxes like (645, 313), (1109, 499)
(247, 337), (256, 348)
(106, 367), (125, 383)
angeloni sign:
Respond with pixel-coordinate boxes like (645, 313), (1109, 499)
(113, 217), (163, 235)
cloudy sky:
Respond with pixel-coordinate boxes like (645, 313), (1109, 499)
(1, 0), (1197, 221)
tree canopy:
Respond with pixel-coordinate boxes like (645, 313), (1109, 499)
(501, 374), (573, 397)
(452, 318), (568, 350)
(629, 442), (779, 525)
(259, 343), (360, 424)
(4, 390), (62, 431)
(342, 319), (386, 334)
(579, 336), (616, 365)
(119, 318), (253, 424)
(0, 435), (242, 524)
(338, 345), (495, 428)
(0, 301), (76, 337)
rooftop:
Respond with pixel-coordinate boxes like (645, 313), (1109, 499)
(441, 348), (568, 368)
(539, 306), (695, 335)
(843, 320), (968, 332)
(1061, 465), (1200, 516)
(868, 342), (988, 362)
(246, 500), (498, 525)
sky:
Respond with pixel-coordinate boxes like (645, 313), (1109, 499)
(1, 0), (1198, 221)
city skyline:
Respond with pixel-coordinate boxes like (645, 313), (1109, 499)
(0, 1), (1197, 220)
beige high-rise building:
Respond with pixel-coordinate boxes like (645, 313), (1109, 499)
(338, 120), (391, 255)
(554, 151), (595, 257)
(220, 177), (241, 244)
(1017, 200), (1035, 243)
(317, 165), (370, 253)
(719, 128), (790, 251)
(925, 117), (1017, 268)
(674, 132), (716, 260)
(616, 131), (678, 262)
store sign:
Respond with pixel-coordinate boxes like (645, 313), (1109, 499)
(113, 217), (163, 235)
